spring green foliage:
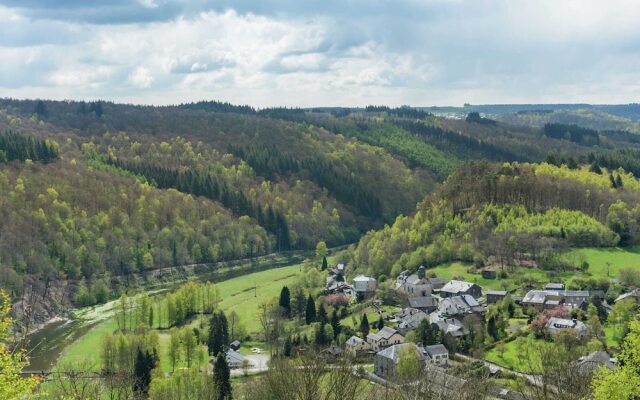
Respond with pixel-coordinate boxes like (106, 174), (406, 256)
(354, 161), (639, 279)
(592, 320), (640, 399)
(0, 290), (40, 400)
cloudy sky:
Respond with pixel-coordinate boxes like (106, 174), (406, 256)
(1, 0), (640, 107)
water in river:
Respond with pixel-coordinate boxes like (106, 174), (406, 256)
(24, 318), (96, 372)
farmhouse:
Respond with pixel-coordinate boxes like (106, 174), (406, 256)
(439, 280), (482, 299)
(577, 351), (616, 373)
(615, 288), (640, 304)
(428, 277), (447, 290)
(545, 282), (565, 291)
(367, 326), (405, 351)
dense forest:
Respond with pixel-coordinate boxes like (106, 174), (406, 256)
(1, 98), (640, 304)
(353, 161), (640, 279)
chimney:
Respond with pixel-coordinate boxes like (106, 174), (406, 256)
(418, 265), (425, 279)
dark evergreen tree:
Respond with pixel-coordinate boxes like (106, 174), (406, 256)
(283, 335), (292, 357)
(317, 303), (327, 324)
(616, 174), (623, 188)
(278, 286), (291, 318)
(208, 311), (229, 356)
(293, 288), (305, 319)
(359, 314), (370, 337)
(314, 323), (327, 346)
(305, 295), (316, 324)
(213, 353), (232, 400)
(376, 316), (384, 330)
(321, 256), (328, 271)
(34, 100), (48, 118)
(133, 349), (156, 397)
(330, 309), (341, 339)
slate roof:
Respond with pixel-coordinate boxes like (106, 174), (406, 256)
(545, 283), (565, 290)
(346, 336), (365, 346)
(438, 295), (485, 316)
(408, 295), (437, 309)
(440, 280), (476, 294)
(376, 343), (426, 363)
(577, 351), (616, 371)
(424, 344), (448, 358)
(226, 349), (245, 364)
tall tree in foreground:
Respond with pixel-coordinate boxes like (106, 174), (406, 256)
(208, 311), (229, 356)
(213, 353), (232, 400)
(133, 349), (156, 397)
(0, 290), (40, 400)
(278, 286), (291, 318)
(592, 320), (640, 399)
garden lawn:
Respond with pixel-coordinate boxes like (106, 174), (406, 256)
(485, 335), (542, 373)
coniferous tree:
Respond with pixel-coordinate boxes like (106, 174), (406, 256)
(317, 303), (327, 324)
(133, 349), (156, 397)
(321, 256), (328, 271)
(330, 309), (341, 339)
(34, 100), (48, 118)
(376, 316), (384, 330)
(305, 295), (316, 324)
(208, 311), (229, 356)
(359, 314), (370, 337)
(283, 336), (292, 357)
(616, 174), (623, 188)
(278, 286), (291, 318)
(213, 353), (232, 400)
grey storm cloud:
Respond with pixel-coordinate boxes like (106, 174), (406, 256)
(1, 0), (640, 106)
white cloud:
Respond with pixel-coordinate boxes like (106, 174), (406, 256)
(128, 66), (154, 88)
(2, 1), (640, 106)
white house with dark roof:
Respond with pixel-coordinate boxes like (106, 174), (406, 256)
(439, 280), (482, 299)
(367, 326), (405, 351)
(424, 344), (449, 366)
(546, 317), (588, 339)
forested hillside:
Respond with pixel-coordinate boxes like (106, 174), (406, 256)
(0, 100), (432, 301)
(353, 161), (640, 279)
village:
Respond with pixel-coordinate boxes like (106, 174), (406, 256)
(215, 259), (638, 397)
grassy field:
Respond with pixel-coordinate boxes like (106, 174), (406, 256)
(564, 246), (640, 280)
(54, 263), (305, 373)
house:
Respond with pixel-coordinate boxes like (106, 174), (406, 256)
(374, 343), (426, 381)
(545, 282), (565, 291)
(229, 340), (241, 351)
(394, 308), (428, 335)
(577, 351), (616, 373)
(439, 280), (482, 299)
(428, 277), (447, 291)
(432, 317), (467, 340)
(225, 349), (246, 369)
(424, 344), (449, 366)
(401, 266), (433, 297)
(615, 288), (640, 304)
(437, 295), (485, 319)
(336, 263), (346, 273)
(521, 290), (564, 310)
(367, 326), (405, 351)
(345, 335), (371, 354)
(486, 290), (507, 304)
(563, 290), (590, 309)
(545, 317), (588, 339)
(353, 275), (377, 297)
(481, 267), (497, 279)
(326, 279), (355, 297)
(407, 295), (438, 313)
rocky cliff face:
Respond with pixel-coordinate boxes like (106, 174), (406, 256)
(12, 276), (76, 333)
